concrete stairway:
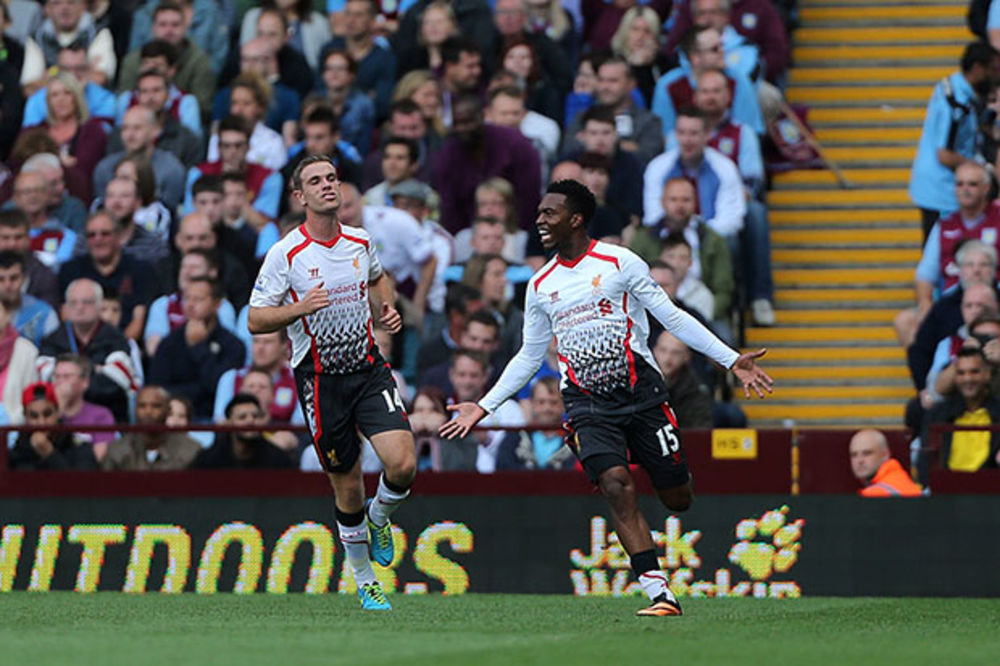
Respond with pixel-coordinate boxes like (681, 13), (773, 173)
(736, 0), (972, 426)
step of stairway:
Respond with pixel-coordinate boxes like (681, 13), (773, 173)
(800, 0), (966, 6)
(746, 326), (897, 344)
(790, 65), (953, 85)
(790, 86), (933, 105)
(772, 249), (919, 266)
(770, 227), (920, 245)
(771, 309), (898, 325)
(773, 168), (909, 188)
(745, 385), (916, 401)
(765, 363), (910, 382)
(769, 188), (911, 208)
(821, 146), (916, 168)
(756, 345), (905, 362)
(774, 287), (912, 305)
(739, 402), (906, 422)
(808, 107), (924, 127)
(799, 5), (964, 24)
(795, 25), (972, 44)
(793, 44), (962, 64)
(773, 268), (911, 286)
(814, 127), (921, 145)
(770, 208), (919, 226)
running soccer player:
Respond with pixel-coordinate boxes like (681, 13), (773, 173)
(248, 155), (415, 611)
(441, 180), (772, 617)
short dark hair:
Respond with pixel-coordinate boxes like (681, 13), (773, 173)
(192, 174), (224, 198)
(546, 179), (596, 227)
(597, 54), (632, 77)
(383, 136), (419, 164)
(0, 209), (29, 231)
(139, 39), (179, 66)
(581, 104), (616, 129)
(450, 348), (489, 373)
(962, 41), (998, 73)
(389, 99), (422, 118)
(970, 312), (1000, 333)
(244, 366), (274, 386)
(182, 247), (221, 274)
(185, 274), (224, 300)
(649, 260), (676, 273)
(677, 106), (708, 128)
(322, 48), (357, 75)
(442, 36), (480, 65)
(153, 1), (184, 20)
(576, 151), (612, 173)
(218, 114), (250, 138)
(681, 25), (714, 57)
(0, 250), (25, 272)
(54, 353), (92, 377)
(136, 68), (170, 90)
(304, 106), (339, 135)
(488, 85), (525, 105)
(662, 232), (692, 252)
(445, 283), (481, 316)
(956, 346), (987, 364)
(225, 393), (262, 419)
(221, 172), (247, 188)
(291, 154), (337, 191)
(465, 308), (501, 335)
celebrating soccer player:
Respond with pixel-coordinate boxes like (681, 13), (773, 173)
(441, 180), (772, 617)
(248, 156), (415, 611)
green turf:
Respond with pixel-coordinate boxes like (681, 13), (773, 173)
(1, 594), (997, 666)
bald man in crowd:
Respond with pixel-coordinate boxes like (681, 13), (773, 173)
(849, 429), (923, 497)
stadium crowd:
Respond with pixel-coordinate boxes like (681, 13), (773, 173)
(903, 35), (1000, 476)
(0, 0), (800, 473)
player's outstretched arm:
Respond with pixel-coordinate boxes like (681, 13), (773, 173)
(731, 348), (774, 399)
(439, 402), (488, 439)
(248, 283), (330, 334)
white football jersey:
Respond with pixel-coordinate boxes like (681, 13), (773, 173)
(480, 240), (739, 413)
(250, 224), (383, 374)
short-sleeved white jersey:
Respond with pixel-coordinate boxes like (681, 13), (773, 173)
(359, 206), (433, 292)
(480, 240), (739, 413)
(250, 224), (383, 374)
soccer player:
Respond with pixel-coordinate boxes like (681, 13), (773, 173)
(441, 180), (772, 617)
(248, 155), (416, 611)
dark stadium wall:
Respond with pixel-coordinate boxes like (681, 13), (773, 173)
(1, 495), (998, 597)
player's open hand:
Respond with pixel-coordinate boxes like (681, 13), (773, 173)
(439, 402), (488, 439)
(379, 303), (402, 333)
(300, 282), (330, 315)
(731, 348), (774, 399)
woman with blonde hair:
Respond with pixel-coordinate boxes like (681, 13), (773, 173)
(21, 72), (106, 202)
(396, 1), (458, 76)
(611, 6), (670, 107)
(392, 70), (444, 136)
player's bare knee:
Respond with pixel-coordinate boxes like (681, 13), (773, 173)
(387, 455), (417, 486)
(598, 467), (634, 506)
(661, 486), (693, 512)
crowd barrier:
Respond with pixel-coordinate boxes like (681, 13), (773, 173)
(1, 427), (997, 597)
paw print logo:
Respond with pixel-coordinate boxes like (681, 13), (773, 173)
(727, 506), (804, 580)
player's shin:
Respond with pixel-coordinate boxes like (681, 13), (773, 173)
(336, 508), (377, 586)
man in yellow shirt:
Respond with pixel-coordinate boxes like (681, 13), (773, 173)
(924, 347), (1000, 472)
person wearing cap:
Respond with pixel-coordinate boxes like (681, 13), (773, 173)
(9, 381), (98, 470)
(388, 178), (453, 326)
(338, 181), (438, 326)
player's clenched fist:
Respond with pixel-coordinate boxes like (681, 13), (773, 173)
(300, 282), (330, 315)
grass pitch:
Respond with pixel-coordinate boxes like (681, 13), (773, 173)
(2, 594), (997, 666)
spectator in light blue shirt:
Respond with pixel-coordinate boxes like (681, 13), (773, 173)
(0, 251), (58, 347)
(22, 45), (117, 128)
(909, 42), (996, 240)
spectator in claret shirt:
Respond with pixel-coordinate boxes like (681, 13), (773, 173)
(434, 94), (541, 236)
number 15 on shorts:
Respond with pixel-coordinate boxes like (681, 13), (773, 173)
(656, 423), (680, 457)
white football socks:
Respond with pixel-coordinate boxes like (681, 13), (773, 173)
(367, 474), (410, 527)
(638, 571), (678, 603)
(337, 520), (376, 586)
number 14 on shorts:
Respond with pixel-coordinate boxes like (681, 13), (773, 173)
(381, 388), (405, 413)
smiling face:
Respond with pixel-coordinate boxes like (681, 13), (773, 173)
(502, 45), (533, 80)
(956, 353), (991, 403)
(535, 192), (579, 250)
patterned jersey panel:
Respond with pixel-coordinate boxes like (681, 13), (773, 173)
(251, 225), (379, 375)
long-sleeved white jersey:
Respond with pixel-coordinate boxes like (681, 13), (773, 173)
(479, 240), (739, 414)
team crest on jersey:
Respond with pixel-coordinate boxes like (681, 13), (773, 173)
(352, 257), (362, 276)
(718, 137), (735, 156)
(983, 228), (998, 246)
(549, 291), (560, 303)
(742, 12), (758, 29)
(591, 274), (603, 295)
(44, 238), (58, 254)
(275, 387), (293, 407)
(308, 267), (320, 279)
